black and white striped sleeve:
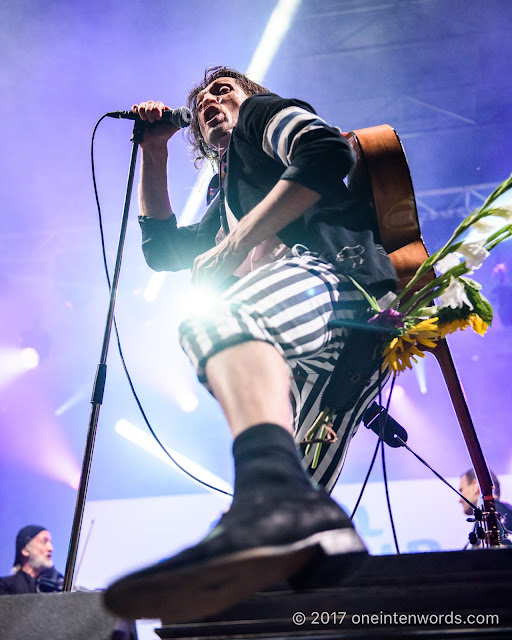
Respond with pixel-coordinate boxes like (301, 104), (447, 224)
(238, 93), (356, 196)
(262, 106), (327, 166)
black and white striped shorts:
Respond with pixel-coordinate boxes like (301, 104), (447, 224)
(179, 246), (389, 492)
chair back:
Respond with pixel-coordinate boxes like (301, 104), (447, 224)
(345, 125), (434, 294)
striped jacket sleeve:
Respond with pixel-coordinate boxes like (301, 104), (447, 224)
(237, 93), (356, 196)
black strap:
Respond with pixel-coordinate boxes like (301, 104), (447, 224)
(320, 326), (384, 414)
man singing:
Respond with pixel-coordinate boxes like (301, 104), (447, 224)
(104, 66), (397, 622)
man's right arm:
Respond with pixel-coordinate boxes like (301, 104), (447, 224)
(132, 101), (218, 272)
(134, 100), (177, 220)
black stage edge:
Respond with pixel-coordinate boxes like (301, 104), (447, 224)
(157, 548), (512, 640)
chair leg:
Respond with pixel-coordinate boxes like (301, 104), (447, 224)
(427, 339), (501, 546)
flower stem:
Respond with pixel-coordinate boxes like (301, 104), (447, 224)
(479, 173), (512, 211)
(394, 175), (512, 306)
(484, 224), (512, 251)
(398, 263), (468, 315)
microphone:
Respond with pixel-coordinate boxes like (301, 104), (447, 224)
(106, 106), (192, 129)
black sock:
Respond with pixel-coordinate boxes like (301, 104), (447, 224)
(232, 423), (316, 498)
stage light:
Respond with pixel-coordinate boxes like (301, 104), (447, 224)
(177, 391), (199, 413)
(143, 271), (167, 303)
(245, 0), (301, 83)
(389, 384), (405, 400)
(55, 384), (90, 416)
(179, 283), (224, 320)
(414, 358), (428, 394)
(0, 408), (82, 489)
(20, 347), (40, 370)
(37, 448), (81, 490)
(386, 384), (434, 441)
(0, 345), (41, 388)
(29, 457), (81, 491)
(115, 419), (233, 495)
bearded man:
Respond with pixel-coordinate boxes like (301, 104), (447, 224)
(0, 525), (62, 595)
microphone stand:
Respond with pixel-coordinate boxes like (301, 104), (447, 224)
(63, 120), (145, 591)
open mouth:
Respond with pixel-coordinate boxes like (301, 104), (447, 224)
(204, 105), (220, 125)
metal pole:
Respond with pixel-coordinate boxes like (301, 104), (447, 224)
(63, 121), (144, 591)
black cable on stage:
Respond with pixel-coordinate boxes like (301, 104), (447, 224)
(350, 437), (381, 520)
(90, 116), (233, 497)
(396, 435), (478, 512)
(349, 349), (386, 520)
(380, 372), (400, 554)
(352, 370), (490, 552)
(348, 345), (400, 554)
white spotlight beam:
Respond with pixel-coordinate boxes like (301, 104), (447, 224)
(414, 358), (428, 394)
(144, 0), (302, 299)
(55, 383), (90, 416)
(245, 0), (301, 83)
(143, 271), (168, 303)
(115, 419), (233, 496)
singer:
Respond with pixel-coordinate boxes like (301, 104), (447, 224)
(104, 66), (398, 623)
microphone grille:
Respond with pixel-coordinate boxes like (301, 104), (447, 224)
(174, 106), (192, 128)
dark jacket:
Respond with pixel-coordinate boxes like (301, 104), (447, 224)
(0, 567), (63, 595)
(0, 571), (36, 595)
(496, 499), (512, 533)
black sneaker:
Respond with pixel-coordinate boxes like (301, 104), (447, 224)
(103, 490), (367, 622)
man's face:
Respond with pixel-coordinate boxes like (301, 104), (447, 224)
(459, 474), (480, 516)
(22, 530), (54, 576)
(196, 77), (248, 150)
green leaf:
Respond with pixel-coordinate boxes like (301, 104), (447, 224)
(464, 286), (494, 325)
(347, 276), (381, 313)
(460, 276), (482, 291)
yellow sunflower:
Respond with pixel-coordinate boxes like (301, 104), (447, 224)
(438, 317), (470, 339)
(382, 317), (441, 373)
(437, 313), (488, 339)
(469, 313), (488, 336)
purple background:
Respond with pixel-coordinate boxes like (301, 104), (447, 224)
(1, 0), (511, 576)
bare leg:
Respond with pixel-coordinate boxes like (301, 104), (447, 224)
(105, 342), (367, 623)
(205, 340), (294, 438)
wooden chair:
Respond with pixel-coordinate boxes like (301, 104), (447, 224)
(345, 125), (501, 546)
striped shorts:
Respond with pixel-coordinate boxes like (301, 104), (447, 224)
(179, 245), (388, 492)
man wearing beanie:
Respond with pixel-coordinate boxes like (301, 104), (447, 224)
(0, 525), (63, 595)
(104, 66), (397, 622)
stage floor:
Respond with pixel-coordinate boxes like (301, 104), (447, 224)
(157, 548), (512, 640)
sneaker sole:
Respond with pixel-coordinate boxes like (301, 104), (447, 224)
(103, 527), (367, 623)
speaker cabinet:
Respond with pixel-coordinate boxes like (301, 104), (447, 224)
(0, 591), (134, 640)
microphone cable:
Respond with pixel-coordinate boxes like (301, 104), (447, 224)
(90, 115), (233, 497)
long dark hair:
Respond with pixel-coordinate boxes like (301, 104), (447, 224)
(186, 66), (269, 166)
